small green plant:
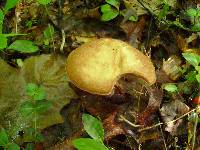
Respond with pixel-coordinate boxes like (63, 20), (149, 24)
(163, 83), (178, 93)
(19, 83), (52, 145)
(43, 24), (55, 46)
(100, 0), (137, 22)
(182, 53), (200, 83)
(37, 0), (52, 5)
(167, 7), (200, 31)
(158, 3), (170, 21)
(0, 0), (39, 53)
(0, 129), (20, 150)
(73, 114), (109, 150)
(186, 8), (200, 31)
(0, 0), (18, 34)
(162, 53), (200, 95)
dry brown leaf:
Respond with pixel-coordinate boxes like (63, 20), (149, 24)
(162, 55), (182, 81)
(137, 88), (163, 126)
(160, 100), (189, 135)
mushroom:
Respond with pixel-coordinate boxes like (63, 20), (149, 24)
(66, 38), (156, 95)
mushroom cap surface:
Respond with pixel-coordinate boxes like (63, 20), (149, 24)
(66, 38), (156, 95)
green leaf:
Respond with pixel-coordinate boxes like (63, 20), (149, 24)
(0, 129), (9, 146)
(182, 53), (200, 66)
(186, 8), (197, 17)
(82, 114), (104, 141)
(163, 83), (178, 92)
(4, 0), (19, 13)
(196, 66), (200, 73)
(191, 23), (200, 32)
(23, 127), (41, 142)
(7, 143), (20, 150)
(16, 59), (23, 67)
(101, 4), (119, 21)
(35, 133), (44, 142)
(0, 34), (7, 50)
(43, 25), (54, 39)
(128, 15), (138, 21)
(35, 100), (52, 113)
(26, 83), (46, 101)
(196, 9), (200, 17)
(3, 33), (27, 37)
(20, 101), (35, 117)
(172, 20), (187, 30)
(0, 9), (4, 34)
(37, 0), (52, 5)
(120, 8), (138, 22)
(43, 25), (54, 45)
(177, 82), (191, 95)
(106, 0), (120, 10)
(8, 40), (39, 53)
(188, 112), (200, 123)
(25, 143), (35, 150)
(44, 39), (49, 46)
(196, 73), (200, 83)
(185, 71), (197, 82)
(158, 3), (170, 20)
(26, 83), (38, 97)
(20, 100), (52, 117)
(101, 10), (119, 21)
(73, 138), (108, 150)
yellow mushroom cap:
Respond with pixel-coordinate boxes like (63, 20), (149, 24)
(66, 38), (156, 95)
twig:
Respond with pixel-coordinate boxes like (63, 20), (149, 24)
(15, 3), (20, 33)
(138, 108), (196, 132)
(60, 29), (65, 53)
(158, 118), (168, 150)
(119, 115), (141, 128)
(192, 110), (198, 150)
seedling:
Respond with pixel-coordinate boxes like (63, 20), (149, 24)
(182, 53), (200, 83)
(0, 0), (39, 53)
(19, 83), (52, 145)
(73, 114), (109, 150)
(100, 0), (138, 22)
(0, 129), (20, 150)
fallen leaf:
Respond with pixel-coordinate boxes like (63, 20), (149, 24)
(103, 111), (125, 141)
(0, 54), (77, 138)
(160, 100), (189, 135)
(120, 16), (146, 47)
(137, 88), (163, 126)
(162, 55), (182, 81)
(22, 54), (77, 129)
(123, 0), (176, 16)
(0, 59), (26, 137)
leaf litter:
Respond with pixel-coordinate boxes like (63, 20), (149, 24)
(0, 54), (77, 138)
(0, 0), (200, 149)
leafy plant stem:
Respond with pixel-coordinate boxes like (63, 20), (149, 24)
(48, 24), (56, 52)
(44, 3), (56, 52)
(32, 95), (37, 144)
(34, 104), (37, 144)
(44, 5), (50, 18)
